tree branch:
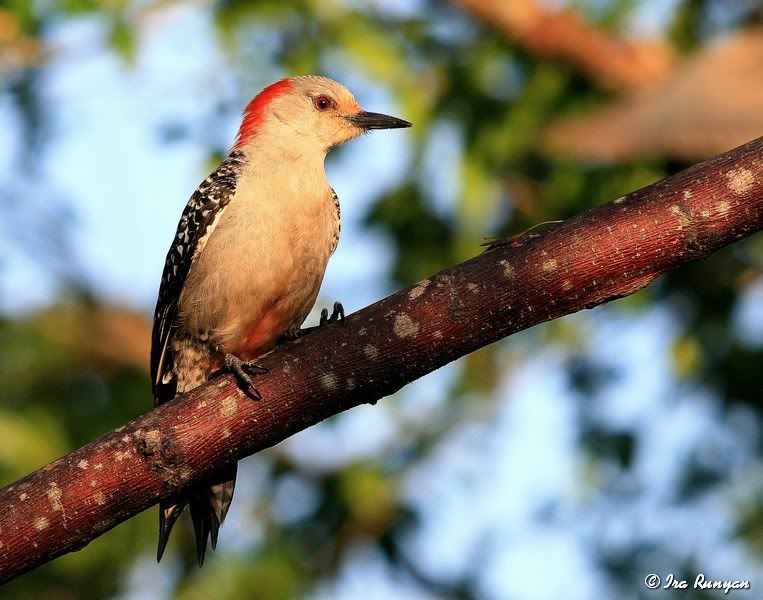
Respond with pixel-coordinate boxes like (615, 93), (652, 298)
(2, 137), (763, 583)
(452, 0), (674, 92)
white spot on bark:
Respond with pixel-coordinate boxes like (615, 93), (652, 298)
(394, 314), (419, 338)
(683, 190), (693, 199)
(613, 196), (625, 204)
(48, 484), (67, 525)
(346, 378), (356, 391)
(467, 283), (479, 293)
(717, 201), (730, 214)
(221, 397), (238, 417)
(144, 429), (161, 450)
(321, 373), (339, 391)
(121, 435), (130, 443)
(726, 168), (754, 195)
(19, 493), (27, 501)
(222, 428), (231, 439)
(114, 449), (132, 462)
(433, 330), (443, 339)
(499, 260), (514, 278)
(562, 280), (573, 291)
(408, 279), (430, 300)
(196, 400), (207, 409)
(670, 204), (692, 227)
(358, 327), (367, 336)
(48, 484), (61, 505)
(33, 517), (49, 531)
(94, 463), (103, 471)
(542, 259), (558, 272)
(437, 273), (454, 287)
(77, 460), (89, 470)
(180, 467), (192, 481)
(364, 344), (379, 359)
(94, 492), (106, 506)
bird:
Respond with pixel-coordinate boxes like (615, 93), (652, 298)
(150, 75), (411, 565)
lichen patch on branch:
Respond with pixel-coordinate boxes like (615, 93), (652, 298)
(726, 168), (754, 195)
(221, 397), (238, 417)
(408, 279), (430, 299)
(394, 313), (420, 338)
(320, 373), (339, 391)
(33, 517), (49, 532)
(114, 449), (132, 462)
(670, 204), (692, 228)
(142, 429), (162, 452)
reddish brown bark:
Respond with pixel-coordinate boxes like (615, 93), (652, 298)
(1, 137), (763, 583)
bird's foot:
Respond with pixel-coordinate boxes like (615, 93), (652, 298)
(288, 302), (345, 339)
(319, 301), (345, 327)
(210, 353), (268, 400)
(278, 302), (346, 345)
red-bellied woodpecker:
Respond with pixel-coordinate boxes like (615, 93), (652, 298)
(150, 75), (410, 564)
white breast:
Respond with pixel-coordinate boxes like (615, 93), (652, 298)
(177, 157), (339, 357)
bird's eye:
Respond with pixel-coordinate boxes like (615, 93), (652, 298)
(313, 95), (334, 111)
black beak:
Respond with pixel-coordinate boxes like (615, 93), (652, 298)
(345, 111), (412, 130)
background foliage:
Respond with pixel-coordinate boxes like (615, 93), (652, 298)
(1, 1), (762, 598)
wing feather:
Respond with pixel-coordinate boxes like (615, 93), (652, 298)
(150, 151), (247, 405)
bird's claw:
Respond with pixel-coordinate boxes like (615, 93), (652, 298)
(280, 302), (345, 343)
(319, 301), (345, 327)
(210, 353), (268, 400)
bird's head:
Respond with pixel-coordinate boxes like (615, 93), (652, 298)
(233, 76), (411, 156)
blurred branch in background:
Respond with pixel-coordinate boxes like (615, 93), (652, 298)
(27, 303), (151, 373)
(0, 9), (42, 72)
(543, 26), (763, 161)
(2, 134), (762, 584)
(452, 0), (674, 92)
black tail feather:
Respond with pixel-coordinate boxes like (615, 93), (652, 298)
(157, 500), (186, 562)
(208, 462), (237, 550)
(189, 495), (211, 566)
(210, 511), (221, 550)
(156, 462), (238, 565)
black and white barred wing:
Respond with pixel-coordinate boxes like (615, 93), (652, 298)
(150, 152), (246, 405)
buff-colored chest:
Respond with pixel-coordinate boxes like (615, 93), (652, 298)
(177, 161), (339, 359)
